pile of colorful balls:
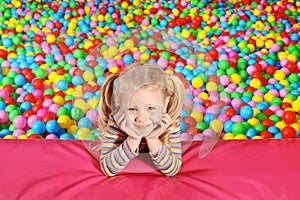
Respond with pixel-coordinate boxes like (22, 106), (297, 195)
(0, 0), (300, 140)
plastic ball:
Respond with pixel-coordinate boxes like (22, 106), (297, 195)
(46, 120), (60, 134)
(57, 115), (72, 129)
(13, 116), (27, 129)
(281, 126), (297, 138)
(77, 128), (91, 140)
(32, 120), (46, 134)
(282, 111), (296, 125)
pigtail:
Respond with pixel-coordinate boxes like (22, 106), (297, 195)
(98, 73), (119, 141)
(160, 75), (185, 147)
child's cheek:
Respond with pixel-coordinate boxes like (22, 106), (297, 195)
(127, 112), (136, 123)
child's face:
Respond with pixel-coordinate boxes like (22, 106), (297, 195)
(126, 87), (169, 129)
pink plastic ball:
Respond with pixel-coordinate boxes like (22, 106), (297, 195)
(13, 116), (27, 129)
(86, 109), (98, 123)
(27, 115), (38, 128)
(0, 110), (8, 123)
(0, 89), (9, 98)
(13, 129), (26, 137)
(180, 132), (193, 141)
(46, 134), (59, 140)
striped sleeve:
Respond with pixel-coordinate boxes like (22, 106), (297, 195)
(149, 125), (182, 176)
(100, 125), (138, 177)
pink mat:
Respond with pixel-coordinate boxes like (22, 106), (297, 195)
(1, 139), (299, 199)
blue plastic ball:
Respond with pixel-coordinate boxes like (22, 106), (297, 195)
(56, 80), (68, 91)
(20, 102), (32, 113)
(78, 117), (92, 129)
(223, 120), (234, 133)
(46, 120), (60, 134)
(123, 54), (133, 65)
(240, 106), (253, 120)
(60, 133), (74, 140)
(32, 120), (46, 134)
(14, 74), (26, 86)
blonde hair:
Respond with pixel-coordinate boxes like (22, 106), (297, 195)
(98, 62), (185, 146)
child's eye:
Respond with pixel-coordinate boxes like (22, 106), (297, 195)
(148, 106), (156, 110)
(128, 108), (137, 111)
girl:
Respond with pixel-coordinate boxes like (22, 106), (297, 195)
(98, 62), (185, 176)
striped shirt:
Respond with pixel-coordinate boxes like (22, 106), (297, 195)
(100, 122), (182, 177)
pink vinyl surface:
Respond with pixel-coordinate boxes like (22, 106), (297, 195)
(1, 139), (299, 200)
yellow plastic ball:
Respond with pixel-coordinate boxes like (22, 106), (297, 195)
(252, 95), (263, 103)
(77, 128), (91, 140)
(53, 96), (64, 105)
(57, 115), (72, 129)
(84, 41), (94, 50)
(256, 39), (265, 48)
(206, 81), (218, 92)
(15, 24), (23, 32)
(292, 100), (300, 112)
(109, 66), (119, 73)
(198, 92), (208, 100)
(192, 77), (203, 88)
(4, 135), (16, 139)
(46, 34), (56, 43)
(275, 121), (286, 130)
(252, 136), (263, 139)
(67, 125), (78, 135)
(18, 134), (28, 139)
(190, 111), (203, 122)
(197, 30), (206, 40)
(250, 78), (261, 89)
(209, 119), (223, 134)
(140, 53), (150, 62)
(185, 64), (194, 70)
(181, 29), (191, 39)
(247, 118), (260, 127)
(223, 133), (234, 140)
(124, 39), (134, 49)
(83, 71), (94, 82)
(230, 73), (241, 84)
(233, 134), (247, 140)
(107, 46), (118, 57)
(287, 54), (297, 63)
(274, 70), (285, 81)
(88, 98), (99, 109)
(264, 92), (275, 103)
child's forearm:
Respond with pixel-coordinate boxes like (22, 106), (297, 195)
(100, 137), (141, 176)
(146, 138), (182, 176)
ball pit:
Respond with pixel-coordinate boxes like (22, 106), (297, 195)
(0, 0), (299, 141)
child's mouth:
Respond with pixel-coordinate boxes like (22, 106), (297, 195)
(136, 124), (151, 129)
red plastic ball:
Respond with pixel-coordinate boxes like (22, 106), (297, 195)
(23, 93), (36, 103)
(4, 97), (16, 105)
(282, 126), (297, 138)
(224, 108), (237, 118)
(282, 111), (296, 124)
(261, 118), (275, 128)
(183, 116), (197, 127)
(23, 110), (35, 119)
(186, 127), (198, 137)
(28, 134), (42, 139)
(3, 84), (15, 93)
(42, 113), (56, 124)
(260, 131), (273, 139)
(32, 78), (44, 90)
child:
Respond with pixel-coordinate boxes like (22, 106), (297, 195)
(98, 62), (185, 177)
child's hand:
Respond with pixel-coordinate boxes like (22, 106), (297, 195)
(145, 113), (172, 139)
(113, 108), (142, 139)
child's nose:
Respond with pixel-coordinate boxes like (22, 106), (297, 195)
(135, 111), (150, 122)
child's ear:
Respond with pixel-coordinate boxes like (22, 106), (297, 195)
(164, 96), (171, 112)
